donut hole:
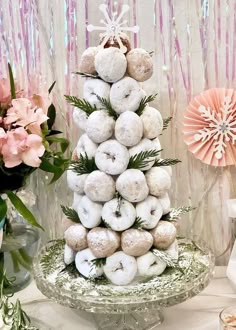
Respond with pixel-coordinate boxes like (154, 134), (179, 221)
(114, 262), (124, 272)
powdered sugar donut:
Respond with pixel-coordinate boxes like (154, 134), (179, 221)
(95, 140), (129, 175)
(160, 162), (172, 176)
(137, 251), (166, 277)
(73, 108), (88, 131)
(87, 227), (120, 258)
(76, 134), (98, 159)
(84, 170), (115, 202)
(166, 239), (178, 260)
(115, 111), (143, 147)
(129, 138), (158, 171)
(72, 192), (83, 210)
(84, 79), (110, 110)
(67, 169), (88, 194)
(86, 110), (115, 143)
(102, 198), (136, 231)
(116, 169), (149, 202)
(64, 224), (88, 251)
(64, 244), (76, 265)
(126, 48), (153, 82)
(103, 251), (137, 285)
(158, 192), (171, 215)
(145, 167), (171, 197)
(140, 106), (163, 139)
(150, 221), (177, 249)
(95, 47), (127, 83)
(121, 229), (153, 257)
(110, 77), (145, 114)
(79, 47), (98, 74)
(99, 32), (131, 54)
(77, 196), (102, 228)
(75, 248), (103, 278)
(62, 216), (74, 232)
(152, 137), (162, 157)
(136, 196), (163, 229)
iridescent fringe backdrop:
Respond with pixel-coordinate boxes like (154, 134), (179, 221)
(0, 0), (235, 264)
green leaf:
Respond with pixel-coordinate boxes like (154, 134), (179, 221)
(61, 205), (80, 223)
(153, 158), (181, 167)
(65, 95), (97, 116)
(8, 63), (16, 99)
(163, 117), (172, 130)
(6, 191), (43, 230)
(131, 217), (146, 229)
(49, 169), (65, 184)
(136, 94), (158, 116)
(46, 136), (69, 153)
(47, 104), (56, 129)
(70, 153), (98, 175)
(47, 129), (62, 136)
(73, 71), (99, 79)
(128, 149), (162, 170)
(39, 158), (60, 173)
(0, 197), (7, 222)
(95, 95), (118, 120)
(48, 81), (56, 94)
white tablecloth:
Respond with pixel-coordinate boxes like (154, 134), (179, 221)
(11, 267), (236, 330)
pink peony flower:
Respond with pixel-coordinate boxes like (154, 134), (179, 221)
(1, 127), (45, 168)
(0, 78), (11, 104)
(31, 94), (51, 114)
(0, 127), (7, 153)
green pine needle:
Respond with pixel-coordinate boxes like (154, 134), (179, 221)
(128, 149), (162, 170)
(90, 258), (106, 269)
(69, 153), (98, 175)
(65, 95), (97, 116)
(151, 248), (178, 267)
(95, 95), (118, 120)
(136, 94), (158, 116)
(162, 206), (196, 221)
(61, 205), (80, 223)
(163, 117), (172, 130)
(153, 158), (181, 167)
(101, 218), (112, 229)
(131, 217), (146, 229)
(73, 71), (99, 79)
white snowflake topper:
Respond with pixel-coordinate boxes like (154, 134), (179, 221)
(87, 4), (139, 53)
(194, 96), (236, 160)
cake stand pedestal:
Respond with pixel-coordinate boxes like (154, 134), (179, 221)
(33, 238), (215, 330)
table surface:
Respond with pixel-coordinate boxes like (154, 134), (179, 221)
(9, 266), (236, 330)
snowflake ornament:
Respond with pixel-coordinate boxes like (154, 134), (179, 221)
(87, 3), (139, 53)
(183, 88), (236, 166)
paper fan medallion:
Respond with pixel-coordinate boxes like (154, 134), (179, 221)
(183, 88), (236, 166)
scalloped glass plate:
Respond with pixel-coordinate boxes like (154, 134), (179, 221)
(33, 237), (215, 329)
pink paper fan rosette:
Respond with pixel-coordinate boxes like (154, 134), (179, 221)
(183, 88), (236, 166)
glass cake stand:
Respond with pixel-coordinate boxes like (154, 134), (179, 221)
(33, 237), (215, 330)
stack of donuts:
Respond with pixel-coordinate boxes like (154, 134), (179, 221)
(64, 34), (178, 286)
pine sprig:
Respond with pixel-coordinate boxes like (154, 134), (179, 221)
(65, 95), (97, 116)
(128, 149), (162, 170)
(163, 116), (172, 130)
(73, 71), (99, 79)
(90, 258), (106, 270)
(153, 158), (181, 167)
(61, 205), (80, 223)
(151, 248), (178, 267)
(95, 95), (118, 120)
(101, 218), (112, 229)
(136, 94), (158, 116)
(131, 217), (146, 229)
(162, 206), (196, 221)
(69, 153), (98, 175)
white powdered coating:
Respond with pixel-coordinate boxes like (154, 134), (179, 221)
(121, 229), (153, 257)
(166, 239), (178, 260)
(84, 170), (115, 202)
(152, 137), (162, 158)
(103, 251), (137, 285)
(116, 169), (149, 202)
(95, 139), (129, 175)
(62, 216), (74, 232)
(145, 167), (171, 197)
(64, 224), (88, 251)
(140, 106), (163, 139)
(73, 108), (88, 131)
(95, 47), (127, 83)
(87, 227), (120, 258)
(136, 196), (163, 229)
(86, 110), (115, 143)
(126, 48), (153, 82)
(150, 221), (177, 249)
(115, 111), (143, 147)
(110, 77), (145, 114)
(158, 192), (171, 215)
(84, 78), (110, 110)
(67, 169), (88, 194)
(159, 162), (172, 176)
(75, 248), (104, 278)
(64, 244), (76, 265)
(129, 138), (158, 170)
(79, 47), (98, 74)
(76, 134), (98, 159)
(77, 196), (102, 228)
(102, 198), (136, 231)
(72, 192), (83, 211)
(137, 251), (167, 277)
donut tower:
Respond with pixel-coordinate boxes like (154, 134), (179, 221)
(64, 4), (179, 285)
